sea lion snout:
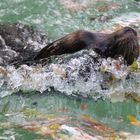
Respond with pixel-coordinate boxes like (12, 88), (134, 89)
(114, 27), (138, 39)
(123, 27), (137, 36)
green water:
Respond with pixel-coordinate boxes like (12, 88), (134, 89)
(1, 93), (140, 139)
(0, 0), (140, 139)
(0, 0), (139, 39)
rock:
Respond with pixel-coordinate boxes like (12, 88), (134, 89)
(0, 23), (48, 66)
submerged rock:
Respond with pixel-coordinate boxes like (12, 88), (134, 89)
(0, 23), (48, 66)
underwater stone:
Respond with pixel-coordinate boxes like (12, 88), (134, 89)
(0, 23), (48, 66)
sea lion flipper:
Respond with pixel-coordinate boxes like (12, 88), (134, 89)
(34, 38), (63, 59)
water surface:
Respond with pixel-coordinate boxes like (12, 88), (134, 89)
(0, 0), (140, 139)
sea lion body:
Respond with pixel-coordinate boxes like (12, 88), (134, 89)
(0, 23), (139, 66)
(35, 27), (139, 65)
(34, 30), (108, 58)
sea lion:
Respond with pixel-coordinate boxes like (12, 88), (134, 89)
(34, 27), (139, 65)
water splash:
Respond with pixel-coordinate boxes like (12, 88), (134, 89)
(0, 49), (134, 100)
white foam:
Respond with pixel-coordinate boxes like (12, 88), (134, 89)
(0, 49), (136, 100)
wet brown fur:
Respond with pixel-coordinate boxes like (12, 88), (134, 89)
(35, 27), (139, 65)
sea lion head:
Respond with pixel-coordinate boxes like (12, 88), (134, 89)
(107, 27), (139, 65)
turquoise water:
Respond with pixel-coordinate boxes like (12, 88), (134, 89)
(1, 93), (140, 139)
(0, 0), (140, 139)
(0, 0), (139, 39)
